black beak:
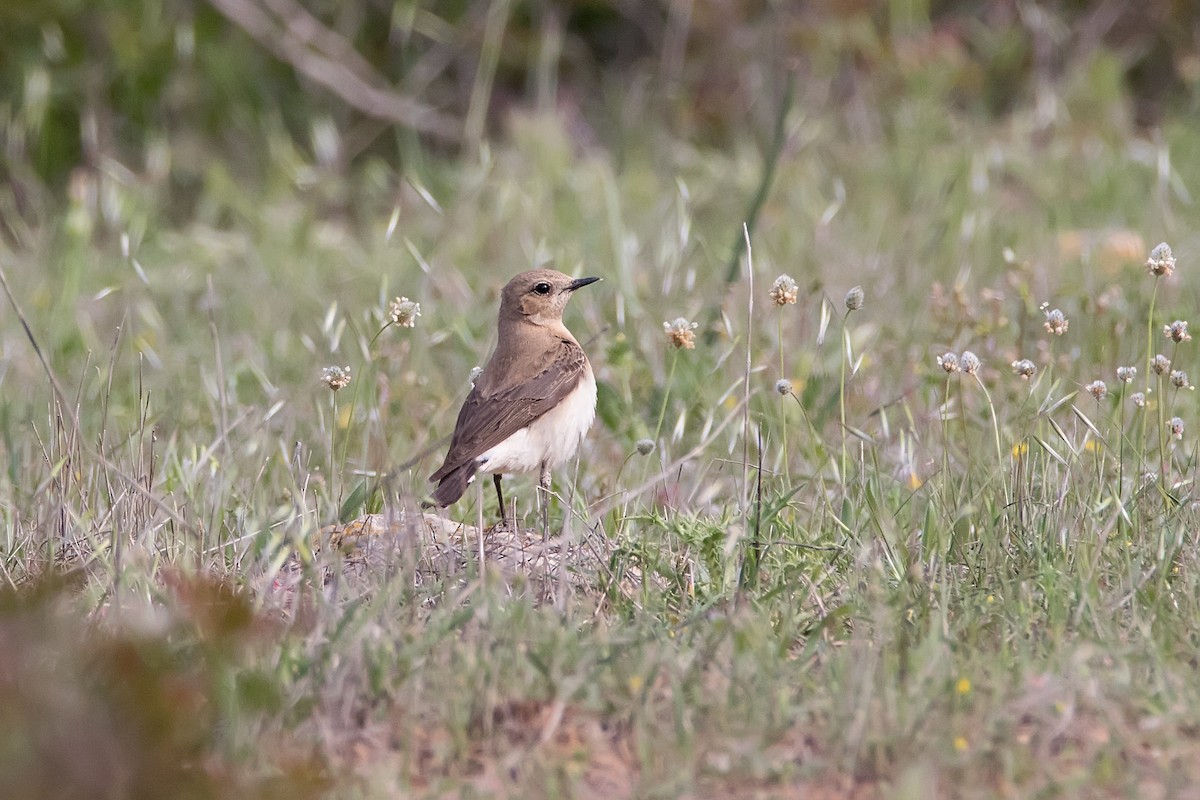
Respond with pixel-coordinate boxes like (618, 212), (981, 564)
(567, 276), (601, 291)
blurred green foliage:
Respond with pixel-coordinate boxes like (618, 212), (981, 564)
(2, 0), (1198, 235)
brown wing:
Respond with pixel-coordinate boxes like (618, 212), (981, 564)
(430, 340), (586, 484)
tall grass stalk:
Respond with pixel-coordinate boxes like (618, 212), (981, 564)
(1118, 377), (1128, 519)
(778, 313), (790, 481)
(939, 373), (954, 553)
(652, 352), (679, 448)
(331, 391), (342, 506)
(1143, 276), (1162, 495)
(839, 323), (850, 485)
(973, 373), (1008, 505)
(741, 224), (754, 516)
(1156, 370), (1167, 498)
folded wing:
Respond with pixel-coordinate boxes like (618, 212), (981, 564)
(429, 340), (586, 504)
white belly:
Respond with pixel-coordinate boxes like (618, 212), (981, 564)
(476, 368), (596, 475)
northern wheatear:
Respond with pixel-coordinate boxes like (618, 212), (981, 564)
(430, 269), (600, 529)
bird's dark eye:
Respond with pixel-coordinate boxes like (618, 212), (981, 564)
(533, 282), (552, 295)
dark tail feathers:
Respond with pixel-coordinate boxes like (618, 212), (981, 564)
(430, 461), (477, 506)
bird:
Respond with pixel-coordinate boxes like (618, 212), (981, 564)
(429, 268), (600, 531)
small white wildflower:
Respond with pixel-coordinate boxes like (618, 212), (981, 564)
(663, 317), (698, 349)
(775, 378), (793, 395)
(1043, 307), (1069, 336)
(844, 285), (865, 311)
(1116, 366), (1137, 384)
(1146, 242), (1176, 277)
(1152, 354), (1171, 375)
(769, 275), (799, 306)
(937, 352), (960, 374)
(1169, 416), (1185, 440)
(1171, 370), (1190, 389)
(389, 296), (421, 328)
(1164, 320), (1191, 343)
(1131, 392), (1147, 408)
(1085, 380), (1107, 401)
(960, 351), (981, 375)
(1011, 359), (1037, 380)
(635, 438), (656, 456)
(320, 365), (352, 392)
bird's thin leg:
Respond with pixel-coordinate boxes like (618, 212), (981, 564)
(538, 463), (552, 540)
(493, 474), (507, 529)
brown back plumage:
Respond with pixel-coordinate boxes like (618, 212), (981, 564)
(430, 269), (598, 506)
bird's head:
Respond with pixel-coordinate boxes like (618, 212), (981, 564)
(500, 268), (600, 327)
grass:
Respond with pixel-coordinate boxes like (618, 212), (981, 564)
(3, 60), (1200, 798)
